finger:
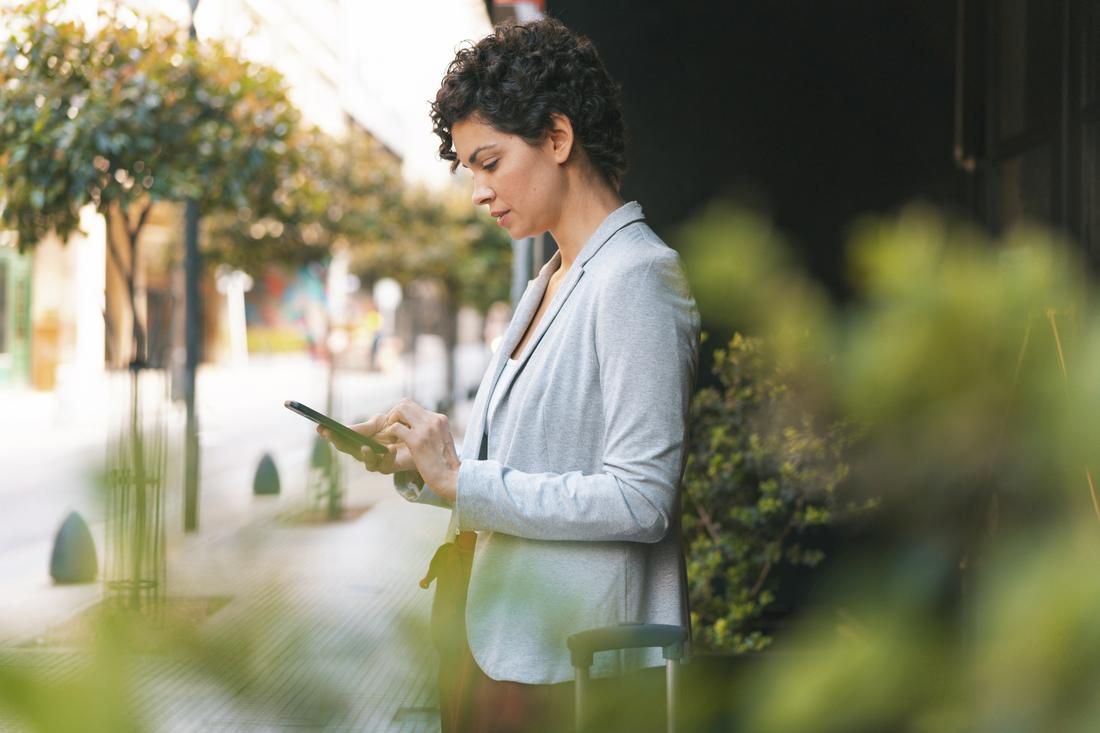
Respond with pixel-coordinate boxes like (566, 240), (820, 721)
(379, 421), (413, 445)
(394, 444), (415, 472)
(361, 440), (383, 466)
(375, 424), (400, 444)
(350, 413), (387, 437)
(386, 400), (430, 430)
(362, 443), (395, 472)
(382, 405), (409, 430)
(361, 447), (379, 471)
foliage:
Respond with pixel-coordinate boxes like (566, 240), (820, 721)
(348, 185), (511, 410)
(0, 0), (302, 361)
(206, 109), (513, 314)
(683, 332), (866, 653)
(350, 187), (512, 312)
(676, 201), (1100, 731)
(450, 202), (514, 313)
(203, 124), (400, 274)
(0, 1), (299, 245)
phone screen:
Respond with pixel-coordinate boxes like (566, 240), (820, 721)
(284, 401), (388, 455)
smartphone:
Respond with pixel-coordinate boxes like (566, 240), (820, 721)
(284, 400), (388, 455)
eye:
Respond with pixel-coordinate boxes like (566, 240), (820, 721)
(483, 160), (498, 172)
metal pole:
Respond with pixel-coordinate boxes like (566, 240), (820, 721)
(666, 658), (680, 733)
(183, 0), (202, 532)
(574, 665), (588, 733)
(183, 200), (200, 532)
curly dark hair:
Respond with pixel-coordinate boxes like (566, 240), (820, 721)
(430, 18), (627, 190)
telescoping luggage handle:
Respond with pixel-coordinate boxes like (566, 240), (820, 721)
(567, 623), (688, 733)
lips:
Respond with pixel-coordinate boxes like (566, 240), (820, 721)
(491, 209), (510, 226)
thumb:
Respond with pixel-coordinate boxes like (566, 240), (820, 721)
(353, 414), (386, 436)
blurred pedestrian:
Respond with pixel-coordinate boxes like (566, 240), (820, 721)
(320, 17), (698, 733)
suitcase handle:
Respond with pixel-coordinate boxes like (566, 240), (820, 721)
(566, 622), (688, 668)
(566, 623), (688, 733)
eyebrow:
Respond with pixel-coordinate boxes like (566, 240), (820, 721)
(465, 144), (499, 167)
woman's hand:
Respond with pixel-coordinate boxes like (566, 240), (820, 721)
(315, 414), (416, 475)
(377, 399), (462, 502)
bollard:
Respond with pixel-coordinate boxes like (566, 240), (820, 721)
(50, 510), (98, 584)
(253, 452), (281, 495)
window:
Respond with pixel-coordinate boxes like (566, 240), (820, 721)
(961, 0), (1099, 257)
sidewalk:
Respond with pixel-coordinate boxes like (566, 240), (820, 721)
(0, 466), (452, 732)
(0, 354), (408, 646)
(0, 351), (475, 732)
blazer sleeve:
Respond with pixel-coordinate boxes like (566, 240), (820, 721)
(454, 249), (700, 543)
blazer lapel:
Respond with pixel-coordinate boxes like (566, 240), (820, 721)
(466, 261), (556, 450)
(473, 202), (648, 444)
(502, 261), (582, 381)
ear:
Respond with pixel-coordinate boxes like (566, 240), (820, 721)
(546, 112), (575, 165)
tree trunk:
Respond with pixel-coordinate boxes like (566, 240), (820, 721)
(105, 206), (149, 368)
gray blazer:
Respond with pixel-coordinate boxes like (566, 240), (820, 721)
(404, 201), (700, 684)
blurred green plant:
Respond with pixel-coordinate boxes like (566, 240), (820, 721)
(683, 333), (869, 653)
(674, 201), (1100, 731)
(0, 581), (354, 733)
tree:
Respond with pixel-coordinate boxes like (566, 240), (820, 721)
(0, 0), (302, 364)
(202, 123), (400, 274)
(0, 0), (305, 605)
(203, 124), (409, 519)
(351, 187), (512, 411)
(204, 115), (512, 412)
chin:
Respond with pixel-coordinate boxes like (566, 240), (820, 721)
(510, 223), (545, 240)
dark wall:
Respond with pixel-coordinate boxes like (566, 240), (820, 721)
(547, 0), (967, 293)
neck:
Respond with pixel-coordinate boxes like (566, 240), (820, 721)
(548, 174), (624, 272)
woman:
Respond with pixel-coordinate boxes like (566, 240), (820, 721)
(320, 17), (699, 732)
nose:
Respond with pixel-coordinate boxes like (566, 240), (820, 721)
(471, 178), (493, 208)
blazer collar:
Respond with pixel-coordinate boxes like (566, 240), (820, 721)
(472, 202), (646, 441)
(574, 200), (646, 270)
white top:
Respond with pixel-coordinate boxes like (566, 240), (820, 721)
(486, 357), (520, 434)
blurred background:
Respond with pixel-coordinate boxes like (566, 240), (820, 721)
(2, 0), (1099, 731)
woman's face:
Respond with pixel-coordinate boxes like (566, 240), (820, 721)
(452, 115), (567, 239)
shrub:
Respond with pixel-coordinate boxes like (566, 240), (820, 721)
(683, 333), (869, 652)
